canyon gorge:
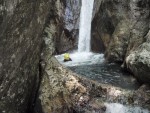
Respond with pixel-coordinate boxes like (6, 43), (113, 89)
(0, 0), (150, 113)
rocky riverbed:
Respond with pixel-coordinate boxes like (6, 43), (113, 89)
(35, 56), (150, 113)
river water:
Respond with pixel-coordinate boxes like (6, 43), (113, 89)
(55, 52), (140, 90)
(105, 103), (149, 113)
(55, 52), (149, 113)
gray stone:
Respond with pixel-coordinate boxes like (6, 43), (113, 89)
(125, 31), (150, 83)
(91, 0), (150, 83)
(55, 0), (81, 54)
(0, 0), (51, 112)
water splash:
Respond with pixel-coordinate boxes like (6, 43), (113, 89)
(105, 103), (149, 113)
(78, 0), (94, 52)
(55, 52), (104, 67)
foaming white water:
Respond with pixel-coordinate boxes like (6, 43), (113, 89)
(78, 0), (94, 52)
(105, 103), (149, 113)
(55, 52), (104, 67)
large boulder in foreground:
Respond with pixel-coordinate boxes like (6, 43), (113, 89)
(126, 31), (150, 83)
(35, 57), (107, 113)
(0, 0), (51, 112)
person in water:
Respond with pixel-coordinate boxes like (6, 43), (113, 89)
(64, 53), (72, 62)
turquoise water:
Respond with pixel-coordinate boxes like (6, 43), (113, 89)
(56, 52), (140, 90)
(68, 63), (140, 90)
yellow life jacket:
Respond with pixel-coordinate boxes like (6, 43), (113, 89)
(64, 53), (70, 60)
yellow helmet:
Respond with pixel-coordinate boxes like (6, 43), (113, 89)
(64, 53), (70, 60)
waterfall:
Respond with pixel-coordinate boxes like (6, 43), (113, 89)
(78, 0), (94, 52)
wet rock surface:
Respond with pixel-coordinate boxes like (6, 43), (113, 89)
(55, 0), (81, 54)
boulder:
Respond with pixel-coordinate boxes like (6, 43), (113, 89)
(126, 31), (150, 83)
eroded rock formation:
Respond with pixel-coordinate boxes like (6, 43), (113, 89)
(91, 0), (150, 83)
(55, 0), (81, 54)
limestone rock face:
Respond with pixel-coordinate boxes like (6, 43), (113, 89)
(64, 0), (81, 31)
(35, 57), (87, 113)
(124, 0), (150, 83)
(92, 0), (131, 58)
(92, 0), (150, 83)
(125, 31), (150, 83)
(0, 0), (51, 113)
(55, 0), (81, 54)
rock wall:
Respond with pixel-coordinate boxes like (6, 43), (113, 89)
(55, 0), (81, 54)
(0, 0), (51, 113)
(124, 0), (150, 83)
(1, 0), (150, 112)
(0, 0), (81, 112)
(91, 0), (150, 83)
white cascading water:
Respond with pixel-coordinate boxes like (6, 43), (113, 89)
(78, 0), (94, 52)
(55, 0), (104, 66)
(105, 103), (149, 113)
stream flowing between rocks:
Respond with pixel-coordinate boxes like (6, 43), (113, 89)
(55, 52), (150, 113)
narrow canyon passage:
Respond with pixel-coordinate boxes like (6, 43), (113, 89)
(55, 0), (150, 112)
(1, 0), (150, 113)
